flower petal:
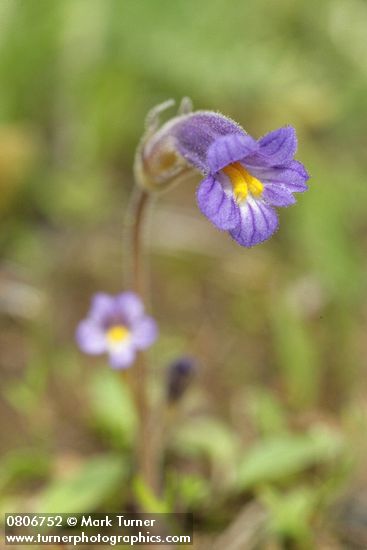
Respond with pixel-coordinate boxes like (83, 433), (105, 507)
(115, 292), (144, 324)
(230, 199), (279, 247)
(197, 176), (240, 230)
(76, 320), (107, 354)
(89, 293), (115, 324)
(109, 344), (136, 369)
(262, 184), (296, 207)
(251, 160), (309, 192)
(132, 316), (158, 350)
(258, 126), (297, 165)
(172, 112), (243, 171)
(206, 133), (258, 173)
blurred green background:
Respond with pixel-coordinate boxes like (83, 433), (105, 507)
(0, 0), (367, 548)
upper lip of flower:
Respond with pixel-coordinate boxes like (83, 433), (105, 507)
(205, 125), (299, 175)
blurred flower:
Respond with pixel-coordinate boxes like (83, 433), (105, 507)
(76, 292), (158, 369)
(173, 113), (310, 247)
(167, 356), (196, 403)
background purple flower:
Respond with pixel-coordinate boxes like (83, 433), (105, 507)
(76, 292), (158, 369)
(170, 113), (310, 247)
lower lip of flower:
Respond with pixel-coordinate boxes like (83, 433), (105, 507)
(106, 325), (130, 347)
(222, 162), (264, 203)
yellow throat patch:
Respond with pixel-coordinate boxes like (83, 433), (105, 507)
(222, 162), (264, 202)
(106, 325), (130, 345)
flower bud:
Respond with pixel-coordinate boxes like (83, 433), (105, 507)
(134, 99), (196, 192)
(166, 356), (196, 403)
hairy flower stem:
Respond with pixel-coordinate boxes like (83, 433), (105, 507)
(130, 189), (149, 296)
(124, 187), (160, 498)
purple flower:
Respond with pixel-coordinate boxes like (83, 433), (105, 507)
(76, 292), (158, 369)
(170, 112), (310, 247)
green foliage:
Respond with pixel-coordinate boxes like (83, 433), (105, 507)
(36, 455), (128, 513)
(260, 486), (319, 547)
(172, 417), (240, 488)
(238, 428), (343, 490)
(133, 476), (170, 514)
(246, 388), (287, 436)
(173, 417), (240, 462)
(166, 471), (211, 511)
(0, 449), (51, 493)
(3, 356), (48, 415)
(296, 160), (363, 304)
(88, 369), (137, 448)
(270, 295), (320, 408)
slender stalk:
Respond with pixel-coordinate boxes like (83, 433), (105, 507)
(130, 188), (149, 296)
(124, 187), (160, 497)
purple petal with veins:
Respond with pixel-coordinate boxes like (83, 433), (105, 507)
(230, 199), (279, 247)
(197, 176), (240, 230)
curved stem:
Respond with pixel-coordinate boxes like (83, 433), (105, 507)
(124, 187), (160, 497)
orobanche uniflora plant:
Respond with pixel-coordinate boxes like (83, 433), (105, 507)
(76, 98), (310, 497)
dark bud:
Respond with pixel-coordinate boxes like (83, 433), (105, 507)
(166, 356), (196, 404)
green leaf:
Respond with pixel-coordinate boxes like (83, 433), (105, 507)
(133, 476), (170, 514)
(172, 417), (240, 490)
(0, 449), (51, 492)
(260, 486), (318, 545)
(172, 417), (240, 464)
(246, 388), (287, 436)
(36, 455), (128, 513)
(88, 369), (137, 448)
(238, 428), (343, 490)
(166, 471), (210, 510)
